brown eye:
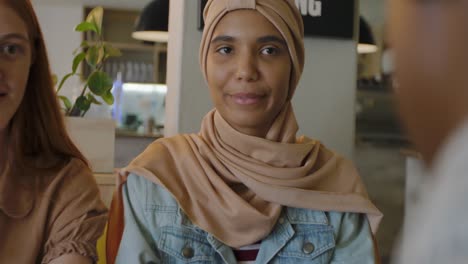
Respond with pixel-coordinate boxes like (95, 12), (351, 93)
(261, 47), (277, 55)
(1, 44), (23, 57)
(217, 47), (233, 54)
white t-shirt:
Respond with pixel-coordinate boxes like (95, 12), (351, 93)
(395, 119), (468, 264)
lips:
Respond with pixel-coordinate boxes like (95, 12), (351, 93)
(0, 84), (9, 97)
(230, 92), (265, 105)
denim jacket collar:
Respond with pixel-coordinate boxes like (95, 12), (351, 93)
(205, 208), (330, 264)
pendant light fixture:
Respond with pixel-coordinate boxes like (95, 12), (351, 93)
(132, 0), (169, 43)
(358, 16), (378, 54)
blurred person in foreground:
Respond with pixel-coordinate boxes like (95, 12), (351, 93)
(389, 0), (468, 263)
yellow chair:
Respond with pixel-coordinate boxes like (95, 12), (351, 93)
(96, 224), (108, 264)
(97, 172), (126, 264)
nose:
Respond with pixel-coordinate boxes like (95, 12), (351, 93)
(236, 52), (259, 82)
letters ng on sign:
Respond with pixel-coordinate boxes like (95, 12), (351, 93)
(198, 0), (356, 40)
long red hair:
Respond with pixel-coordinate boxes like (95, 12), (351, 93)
(4, 0), (88, 174)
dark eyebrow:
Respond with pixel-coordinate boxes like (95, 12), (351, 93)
(211, 35), (287, 46)
(0, 33), (29, 42)
(257, 35), (287, 46)
(211, 35), (235, 45)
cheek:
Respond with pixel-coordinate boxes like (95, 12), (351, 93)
(268, 62), (291, 98)
(207, 59), (230, 94)
(392, 4), (461, 98)
(206, 69), (224, 110)
(391, 4), (430, 94)
(276, 78), (289, 101)
(0, 58), (29, 92)
(390, 2), (414, 70)
(12, 63), (30, 95)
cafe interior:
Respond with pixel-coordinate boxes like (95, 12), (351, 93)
(32, 0), (412, 262)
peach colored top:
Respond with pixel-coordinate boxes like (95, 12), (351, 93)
(0, 158), (107, 263)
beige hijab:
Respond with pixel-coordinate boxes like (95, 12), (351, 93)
(124, 0), (382, 248)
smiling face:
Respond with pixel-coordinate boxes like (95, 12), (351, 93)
(0, 1), (32, 139)
(206, 10), (292, 138)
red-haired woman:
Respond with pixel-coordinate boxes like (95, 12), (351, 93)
(0, 0), (107, 263)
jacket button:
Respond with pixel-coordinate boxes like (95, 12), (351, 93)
(278, 217), (285, 224)
(182, 247), (194, 258)
(302, 242), (315, 254)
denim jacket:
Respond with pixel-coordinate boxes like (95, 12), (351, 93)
(116, 174), (377, 264)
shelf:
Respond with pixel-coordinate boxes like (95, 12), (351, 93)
(116, 128), (163, 139)
(94, 173), (115, 185)
(111, 42), (154, 52)
(86, 41), (155, 52)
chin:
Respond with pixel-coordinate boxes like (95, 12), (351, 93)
(0, 115), (13, 133)
(0, 122), (8, 133)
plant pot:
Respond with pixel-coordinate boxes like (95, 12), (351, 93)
(65, 117), (115, 173)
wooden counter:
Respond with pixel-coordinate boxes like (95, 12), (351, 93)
(95, 173), (116, 208)
(400, 148), (423, 159)
(116, 129), (163, 139)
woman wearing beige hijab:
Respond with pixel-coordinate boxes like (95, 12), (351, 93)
(112, 0), (382, 263)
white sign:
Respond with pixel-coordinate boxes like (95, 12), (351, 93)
(295, 0), (322, 17)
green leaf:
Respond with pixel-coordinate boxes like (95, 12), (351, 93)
(58, 95), (72, 110)
(101, 90), (114, 105)
(87, 93), (102, 105)
(85, 46), (104, 68)
(81, 41), (90, 48)
(104, 43), (122, 57)
(72, 52), (86, 73)
(57, 73), (74, 93)
(51, 74), (58, 85)
(86, 7), (104, 35)
(75, 95), (91, 112)
(88, 71), (113, 96)
(73, 41), (90, 55)
(75, 21), (98, 33)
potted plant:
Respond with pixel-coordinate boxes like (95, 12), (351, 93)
(55, 7), (122, 173)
